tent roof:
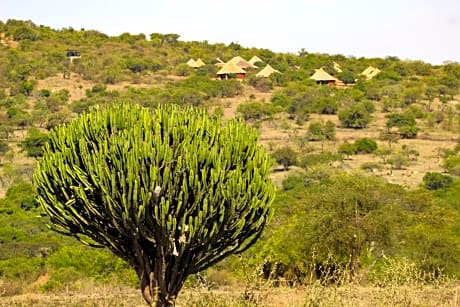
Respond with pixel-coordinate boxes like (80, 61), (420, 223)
(195, 58), (206, 67)
(186, 58), (198, 68)
(361, 66), (380, 79)
(333, 61), (342, 72)
(229, 56), (257, 69)
(256, 64), (280, 77)
(216, 62), (246, 75)
(215, 57), (226, 67)
(310, 68), (338, 81)
(249, 55), (263, 65)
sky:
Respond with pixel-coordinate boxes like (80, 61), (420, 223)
(1, 0), (459, 65)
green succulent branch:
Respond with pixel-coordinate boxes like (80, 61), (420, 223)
(34, 103), (275, 306)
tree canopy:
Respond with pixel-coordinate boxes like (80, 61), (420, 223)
(34, 103), (275, 306)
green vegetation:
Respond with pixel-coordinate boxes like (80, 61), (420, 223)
(34, 103), (275, 306)
(0, 18), (459, 306)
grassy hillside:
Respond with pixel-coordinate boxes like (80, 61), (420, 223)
(0, 19), (459, 305)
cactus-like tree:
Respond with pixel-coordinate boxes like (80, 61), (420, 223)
(33, 103), (275, 306)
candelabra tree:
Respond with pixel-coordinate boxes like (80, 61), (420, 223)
(34, 103), (275, 306)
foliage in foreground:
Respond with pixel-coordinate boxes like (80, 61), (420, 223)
(33, 103), (275, 306)
(254, 169), (460, 283)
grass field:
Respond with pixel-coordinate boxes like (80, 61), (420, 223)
(1, 282), (459, 306)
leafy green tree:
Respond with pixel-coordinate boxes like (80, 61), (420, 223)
(354, 137), (378, 154)
(261, 171), (406, 280)
(19, 79), (36, 96)
(237, 102), (277, 121)
(423, 172), (453, 190)
(338, 105), (371, 129)
(307, 122), (325, 142)
(34, 103), (275, 306)
(399, 125), (419, 139)
(402, 86), (422, 106)
(307, 121), (336, 143)
(272, 146), (298, 170)
(338, 141), (356, 158)
(324, 120), (336, 140)
(21, 128), (48, 158)
(385, 113), (419, 138)
(6, 107), (31, 129)
(314, 97), (339, 114)
(338, 70), (356, 84)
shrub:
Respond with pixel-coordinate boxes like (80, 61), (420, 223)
(338, 141), (356, 158)
(444, 155), (460, 175)
(354, 138), (378, 154)
(360, 162), (384, 172)
(338, 105), (371, 129)
(237, 102), (277, 121)
(314, 97), (339, 114)
(272, 146), (298, 170)
(4, 182), (39, 210)
(299, 152), (342, 169)
(399, 125), (419, 139)
(423, 172), (453, 190)
(282, 175), (306, 191)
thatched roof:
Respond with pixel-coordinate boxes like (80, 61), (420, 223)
(310, 68), (338, 81)
(216, 62), (246, 75)
(256, 64), (280, 78)
(333, 61), (342, 73)
(229, 56), (257, 69)
(249, 55), (263, 66)
(215, 57), (225, 67)
(361, 66), (380, 79)
(195, 58), (206, 67)
(186, 58), (198, 68)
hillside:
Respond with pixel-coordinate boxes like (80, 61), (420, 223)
(0, 19), (460, 305)
(31, 73), (458, 190)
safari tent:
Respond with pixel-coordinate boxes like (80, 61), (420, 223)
(249, 55), (263, 66)
(195, 58), (205, 67)
(228, 56), (257, 69)
(186, 58), (198, 68)
(216, 62), (246, 80)
(256, 64), (280, 78)
(333, 61), (342, 73)
(361, 66), (380, 79)
(310, 68), (339, 85)
(215, 57), (225, 68)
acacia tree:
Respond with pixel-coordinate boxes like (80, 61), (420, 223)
(34, 103), (275, 306)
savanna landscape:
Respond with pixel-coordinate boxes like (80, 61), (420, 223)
(0, 19), (459, 306)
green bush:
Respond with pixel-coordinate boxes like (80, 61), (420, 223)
(272, 146), (298, 170)
(399, 125), (419, 139)
(237, 101), (277, 121)
(360, 162), (384, 172)
(282, 175), (306, 191)
(444, 155), (460, 176)
(0, 256), (44, 282)
(4, 182), (39, 211)
(423, 172), (453, 190)
(299, 152), (342, 168)
(338, 105), (371, 129)
(354, 137), (378, 153)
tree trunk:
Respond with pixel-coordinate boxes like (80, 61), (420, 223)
(140, 272), (177, 306)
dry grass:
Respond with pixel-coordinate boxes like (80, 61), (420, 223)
(33, 74), (460, 190)
(1, 282), (458, 306)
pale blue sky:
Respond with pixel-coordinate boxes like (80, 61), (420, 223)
(1, 0), (459, 64)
